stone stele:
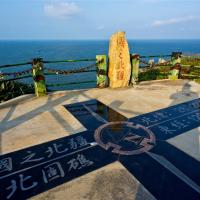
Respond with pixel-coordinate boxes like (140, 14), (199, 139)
(108, 31), (131, 88)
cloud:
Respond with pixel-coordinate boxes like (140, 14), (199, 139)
(44, 2), (80, 19)
(96, 25), (105, 30)
(152, 16), (197, 27)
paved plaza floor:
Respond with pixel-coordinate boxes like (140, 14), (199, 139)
(0, 79), (200, 200)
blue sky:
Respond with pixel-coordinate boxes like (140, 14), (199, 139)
(0, 0), (200, 40)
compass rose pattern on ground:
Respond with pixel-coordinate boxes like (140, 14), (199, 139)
(94, 121), (156, 155)
(0, 99), (200, 199)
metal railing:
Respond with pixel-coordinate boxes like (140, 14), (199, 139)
(0, 55), (107, 97)
(0, 52), (200, 98)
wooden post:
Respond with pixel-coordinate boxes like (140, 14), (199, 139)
(32, 58), (46, 97)
(168, 52), (182, 80)
(0, 73), (5, 89)
(96, 55), (108, 88)
(131, 54), (140, 85)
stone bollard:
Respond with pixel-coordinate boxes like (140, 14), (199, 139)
(32, 58), (46, 97)
(131, 54), (140, 85)
(96, 55), (108, 88)
(108, 31), (131, 88)
(168, 52), (182, 80)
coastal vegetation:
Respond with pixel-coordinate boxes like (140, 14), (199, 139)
(0, 80), (34, 103)
(139, 55), (200, 82)
(182, 56), (200, 66)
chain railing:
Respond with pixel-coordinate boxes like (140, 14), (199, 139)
(0, 55), (107, 97)
(1, 52), (200, 98)
(44, 61), (100, 91)
(45, 62), (97, 75)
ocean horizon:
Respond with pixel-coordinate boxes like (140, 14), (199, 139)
(1, 39), (200, 64)
(1, 39), (200, 90)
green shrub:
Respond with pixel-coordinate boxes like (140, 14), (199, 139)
(138, 69), (168, 81)
(0, 81), (34, 103)
(182, 57), (200, 66)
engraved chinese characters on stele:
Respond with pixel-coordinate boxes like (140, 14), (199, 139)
(94, 121), (156, 155)
(108, 31), (131, 88)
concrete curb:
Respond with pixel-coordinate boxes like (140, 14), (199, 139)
(0, 94), (35, 109)
(138, 79), (193, 86)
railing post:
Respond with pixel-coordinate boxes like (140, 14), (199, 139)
(96, 55), (108, 88)
(168, 52), (182, 80)
(131, 54), (140, 85)
(32, 58), (46, 97)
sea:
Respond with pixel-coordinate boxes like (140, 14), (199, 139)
(0, 39), (200, 90)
